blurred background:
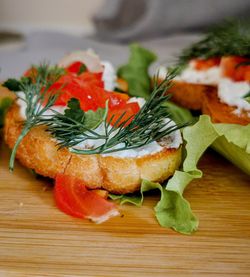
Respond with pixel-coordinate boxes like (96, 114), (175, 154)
(0, 0), (249, 80)
(0, 0), (104, 36)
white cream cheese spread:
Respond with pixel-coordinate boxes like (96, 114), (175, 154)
(73, 119), (182, 158)
(101, 61), (117, 91)
(175, 62), (221, 85)
(159, 60), (250, 116)
(218, 78), (250, 115)
(16, 94), (182, 158)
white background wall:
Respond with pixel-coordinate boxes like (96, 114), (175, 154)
(0, 0), (105, 35)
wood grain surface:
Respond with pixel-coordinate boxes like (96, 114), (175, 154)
(0, 88), (250, 277)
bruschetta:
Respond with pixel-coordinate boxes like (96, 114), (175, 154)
(3, 50), (183, 194)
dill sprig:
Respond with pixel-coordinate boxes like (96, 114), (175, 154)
(7, 63), (64, 171)
(43, 68), (187, 155)
(178, 20), (250, 65)
(41, 99), (108, 149)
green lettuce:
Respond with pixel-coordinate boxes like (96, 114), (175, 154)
(162, 101), (194, 125)
(0, 97), (13, 127)
(117, 44), (157, 99)
(212, 124), (250, 175)
(110, 179), (198, 234)
(110, 115), (250, 234)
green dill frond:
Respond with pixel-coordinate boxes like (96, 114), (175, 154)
(43, 67), (188, 155)
(178, 19), (250, 65)
(33, 63), (66, 85)
(8, 61), (187, 165)
(7, 63), (64, 171)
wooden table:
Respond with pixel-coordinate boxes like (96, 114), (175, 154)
(0, 89), (250, 276)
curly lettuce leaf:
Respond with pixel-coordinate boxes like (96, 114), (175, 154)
(117, 44), (157, 99)
(212, 124), (250, 175)
(213, 123), (250, 153)
(110, 179), (198, 234)
(151, 116), (217, 233)
(110, 115), (249, 234)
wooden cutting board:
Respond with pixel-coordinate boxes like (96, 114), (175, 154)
(0, 89), (250, 277)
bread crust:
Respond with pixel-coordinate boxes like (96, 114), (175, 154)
(167, 80), (216, 110)
(4, 103), (182, 194)
(202, 89), (250, 125)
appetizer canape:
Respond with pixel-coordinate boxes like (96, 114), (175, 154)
(163, 20), (250, 121)
(202, 56), (250, 125)
(3, 50), (185, 222)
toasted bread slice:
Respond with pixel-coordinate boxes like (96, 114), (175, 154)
(4, 103), (182, 194)
(202, 89), (250, 125)
(167, 80), (216, 110)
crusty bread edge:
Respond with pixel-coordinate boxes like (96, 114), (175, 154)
(202, 88), (250, 125)
(167, 80), (217, 110)
(4, 103), (182, 194)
